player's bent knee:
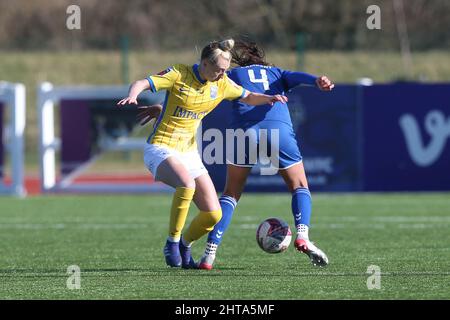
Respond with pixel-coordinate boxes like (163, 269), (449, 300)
(286, 179), (308, 192)
(202, 209), (222, 231)
(211, 209), (222, 225)
(179, 178), (195, 189)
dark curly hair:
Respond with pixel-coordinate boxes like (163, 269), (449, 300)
(231, 40), (272, 67)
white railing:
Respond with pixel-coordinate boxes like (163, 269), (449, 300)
(0, 82), (26, 197)
(37, 82), (170, 193)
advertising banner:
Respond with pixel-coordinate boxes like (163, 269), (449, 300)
(202, 85), (360, 192)
(362, 84), (450, 191)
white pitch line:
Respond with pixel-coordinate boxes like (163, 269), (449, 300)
(236, 222), (449, 230)
(0, 223), (148, 230)
(236, 216), (450, 223)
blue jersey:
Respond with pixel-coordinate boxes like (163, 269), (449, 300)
(227, 64), (318, 125)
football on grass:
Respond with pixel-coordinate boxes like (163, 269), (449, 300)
(256, 218), (292, 253)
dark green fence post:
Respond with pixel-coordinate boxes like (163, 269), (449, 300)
(121, 35), (130, 84)
(296, 32), (305, 71)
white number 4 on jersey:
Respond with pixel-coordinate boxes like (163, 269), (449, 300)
(248, 69), (270, 91)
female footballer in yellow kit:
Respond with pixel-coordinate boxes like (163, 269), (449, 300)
(117, 39), (287, 269)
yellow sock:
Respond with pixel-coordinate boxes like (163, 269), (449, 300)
(183, 209), (222, 243)
(169, 187), (195, 240)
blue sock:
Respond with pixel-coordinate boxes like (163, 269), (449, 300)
(292, 187), (312, 227)
(207, 195), (237, 245)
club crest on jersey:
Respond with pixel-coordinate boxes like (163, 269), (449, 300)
(210, 85), (218, 99)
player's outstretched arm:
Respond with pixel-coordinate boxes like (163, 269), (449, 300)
(316, 76), (335, 91)
(240, 91), (288, 106)
(117, 79), (150, 106)
(137, 104), (163, 126)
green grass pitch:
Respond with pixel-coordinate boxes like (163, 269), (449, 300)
(0, 193), (449, 299)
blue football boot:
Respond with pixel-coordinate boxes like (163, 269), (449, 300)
(163, 240), (182, 267)
(179, 240), (198, 269)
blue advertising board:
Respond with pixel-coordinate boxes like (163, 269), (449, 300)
(201, 85), (360, 192)
(54, 83), (450, 192)
(202, 83), (450, 192)
(362, 84), (450, 191)
(287, 85), (360, 191)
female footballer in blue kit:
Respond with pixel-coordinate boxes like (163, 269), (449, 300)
(200, 41), (334, 269)
(119, 39), (288, 269)
(138, 40), (334, 270)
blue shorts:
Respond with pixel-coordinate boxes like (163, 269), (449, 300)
(226, 120), (302, 169)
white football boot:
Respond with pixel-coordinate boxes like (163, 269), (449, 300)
(198, 242), (218, 270)
(294, 238), (329, 267)
(198, 254), (216, 270)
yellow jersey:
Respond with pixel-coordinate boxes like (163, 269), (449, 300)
(146, 64), (245, 152)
